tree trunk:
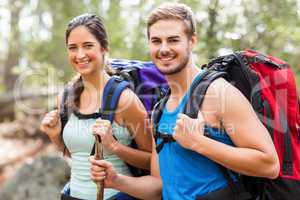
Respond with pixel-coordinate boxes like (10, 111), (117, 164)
(3, 0), (23, 120)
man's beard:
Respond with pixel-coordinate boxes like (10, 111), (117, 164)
(159, 53), (190, 75)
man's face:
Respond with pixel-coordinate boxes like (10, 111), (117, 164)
(148, 19), (196, 75)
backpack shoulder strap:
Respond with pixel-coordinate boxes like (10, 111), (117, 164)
(59, 87), (72, 156)
(60, 87), (70, 134)
(90, 76), (130, 156)
(183, 69), (227, 118)
(101, 76), (131, 122)
(151, 89), (173, 153)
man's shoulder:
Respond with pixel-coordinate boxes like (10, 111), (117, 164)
(204, 77), (231, 96)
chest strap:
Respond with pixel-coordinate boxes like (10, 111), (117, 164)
(154, 132), (175, 153)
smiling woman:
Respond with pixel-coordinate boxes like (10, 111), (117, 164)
(40, 14), (152, 200)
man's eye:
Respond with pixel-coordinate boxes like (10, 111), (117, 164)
(169, 39), (179, 43)
(85, 44), (94, 48)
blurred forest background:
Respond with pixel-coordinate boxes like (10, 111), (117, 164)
(0, 0), (299, 199)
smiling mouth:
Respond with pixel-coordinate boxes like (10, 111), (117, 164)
(76, 60), (90, 64)
(157, 54), (176, 62)
(160, 57), (173, 61)
(75, 60), (91, 67)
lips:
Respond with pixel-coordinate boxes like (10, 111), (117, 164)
(157, 54), (176, 64)
(160, 57), (174, 61)
(75, 60), (90, 68)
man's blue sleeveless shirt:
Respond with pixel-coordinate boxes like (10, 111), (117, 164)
(157, 72), (236, 200)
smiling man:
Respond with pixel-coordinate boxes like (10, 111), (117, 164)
(90, 3), (279, 200)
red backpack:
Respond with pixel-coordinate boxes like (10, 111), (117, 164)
(200, 49), (300, 200)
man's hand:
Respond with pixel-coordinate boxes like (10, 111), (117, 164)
(90, 156), (119, 188)
(173, 111), (205, 150)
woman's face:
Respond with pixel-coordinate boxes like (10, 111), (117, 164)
(67, 26), (106, 76)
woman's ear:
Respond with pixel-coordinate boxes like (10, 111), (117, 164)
(102, 52), (111, 69)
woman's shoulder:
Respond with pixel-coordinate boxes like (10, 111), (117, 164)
(115, 88), (148, 122)
(117, 88), (141, 111)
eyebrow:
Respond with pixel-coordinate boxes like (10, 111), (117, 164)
(150, 35), (180, 40)
(168, 36), (180, 40)
(82, 41), (95, 45)
(150, 36), (161, 40)
(67, 41), (95, 46)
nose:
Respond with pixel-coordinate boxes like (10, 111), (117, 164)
(76, 48), (86, 59)
(160, 41), (170, 52)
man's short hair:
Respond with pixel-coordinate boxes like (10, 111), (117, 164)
(146, 3), (196, 38)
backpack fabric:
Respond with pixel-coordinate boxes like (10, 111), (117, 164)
(108, 59), (168, 115)
(152, 49), (300, 200)
(202, 49), (300, 200)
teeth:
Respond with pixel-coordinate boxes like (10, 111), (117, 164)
(160, 57), (173, 61)
(77, 61), (89, 64)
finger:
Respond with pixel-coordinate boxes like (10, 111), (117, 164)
(91, 165), (106, 174)
(173, 125), (179, 136)
(42, 118), (53, 127)
(91, 174), (106, 182)
(91, 171), (106, 177)
(49, 117), (58, 127)
(92, 126), (99, 134)
(177, 113), (189, 119)
(197, 110), (204, 122)
(49, 109), (59, 117)
(175, 117), (184, 127)
(41, 117), (50, 124)
(95, 118), (103, 123)
(92, 127), (105, 136)
(90, 156), (112, 168)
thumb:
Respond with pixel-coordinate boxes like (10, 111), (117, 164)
(197, 110), (204, 122)
(177, 113), (190, 119)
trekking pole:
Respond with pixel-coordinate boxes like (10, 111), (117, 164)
(94, 135), (104, 200)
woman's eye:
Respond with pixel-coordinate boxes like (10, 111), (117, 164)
(68, 46), (76, 51)
(151, 40), (160, 44)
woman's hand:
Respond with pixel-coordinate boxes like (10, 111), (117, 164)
(40, 109), (61, 139)
(92, 118), (118, 152)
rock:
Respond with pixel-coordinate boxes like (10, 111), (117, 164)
(0, 154), (70, 200)
(0, 116), (43, 139)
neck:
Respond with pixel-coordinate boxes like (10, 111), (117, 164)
(81, 70), (108, 94)
(165, 60), (200, 98)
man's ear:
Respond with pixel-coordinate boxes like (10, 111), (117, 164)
(190, 33), (198, 49)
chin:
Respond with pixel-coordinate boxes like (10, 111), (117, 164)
(157, 65), (186, 75)
(76, 69), (93, 75)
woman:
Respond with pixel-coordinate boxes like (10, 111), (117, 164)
(40, 14), (152, 200)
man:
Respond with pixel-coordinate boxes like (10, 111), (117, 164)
(90, 3), (279, 200)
